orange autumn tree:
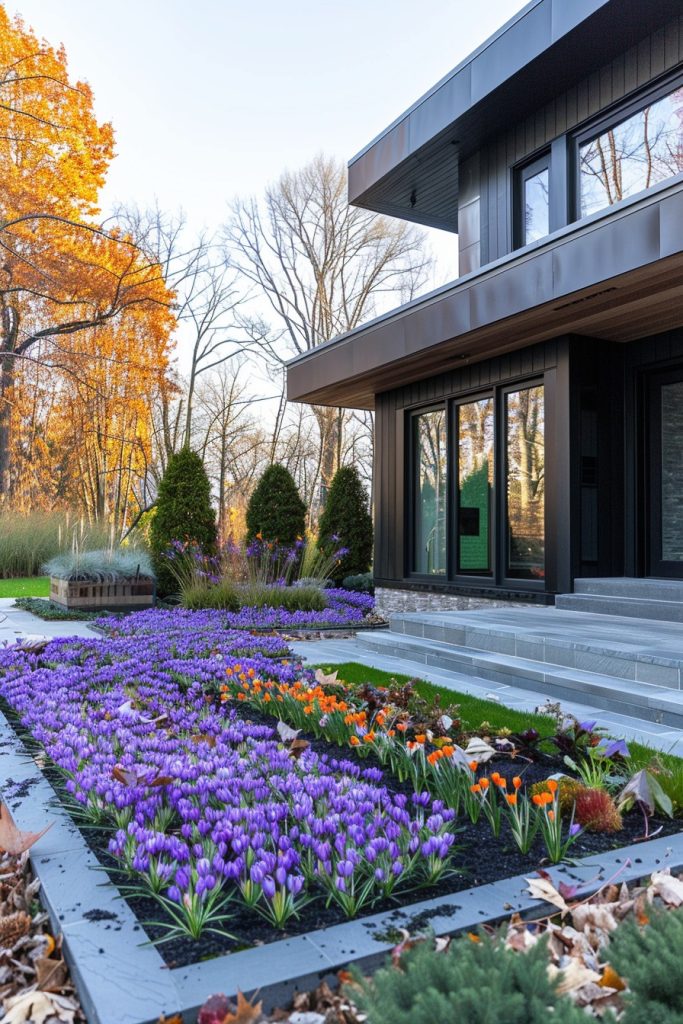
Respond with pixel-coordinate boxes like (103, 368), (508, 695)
(53, 310), (174, 533)
(0, 7), (175, 505)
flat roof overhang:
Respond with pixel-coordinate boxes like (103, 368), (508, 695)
(349, 0), (683, 231)
(287, 180), (683, 411)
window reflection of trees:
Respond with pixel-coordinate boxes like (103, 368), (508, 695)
(525, 169), (549, 243)
(458, 399), (494, 573)
(415, 411), (446, 574)
(506, 386), (545, 578)
(580, 87), (683, 217)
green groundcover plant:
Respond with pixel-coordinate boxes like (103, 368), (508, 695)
(13, 598), (97, 621)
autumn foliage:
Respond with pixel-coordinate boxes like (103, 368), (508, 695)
(0, 7), (175, 526)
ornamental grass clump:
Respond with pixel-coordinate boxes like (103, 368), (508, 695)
(574, 787), (623, 832)
(44, 547), (154, 582)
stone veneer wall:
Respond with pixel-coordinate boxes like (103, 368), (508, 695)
(375, 586), (530, 615)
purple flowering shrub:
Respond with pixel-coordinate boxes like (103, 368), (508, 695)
(94, 587), (375, 636)
(0, 632), (457, 942)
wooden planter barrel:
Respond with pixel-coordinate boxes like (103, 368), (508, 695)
(49, 576), (155, 612)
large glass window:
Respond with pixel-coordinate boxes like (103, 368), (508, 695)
(457, 398), (494, 574)
(413, 409), (447, 575)
(580, 84), (683, 218)
(505, 385), (545, 580)
(516, 154), (550, 247)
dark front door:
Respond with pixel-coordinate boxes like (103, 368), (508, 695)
(647, 369), (683, 578)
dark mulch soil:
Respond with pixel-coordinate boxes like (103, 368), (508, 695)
(2, 700), (680, 970)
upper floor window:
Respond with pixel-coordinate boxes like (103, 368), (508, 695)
(579, 82), (683, 218)
(515, 152), (550, 247)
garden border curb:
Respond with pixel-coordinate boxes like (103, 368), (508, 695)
(2, 707), (683, 1024)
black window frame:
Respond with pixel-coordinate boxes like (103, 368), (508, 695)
(513, 150), (551, 249)
(451, 392), (495, 579)
(407, 404), (448, 579)
(405, 377), (547, 592)
(571, 69), (683, 223)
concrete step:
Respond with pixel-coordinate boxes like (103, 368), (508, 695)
(573, 577), (683, 602)
(354, 630), (683, 728)
(556, 593), (683, 623)
(389, 610), (683, 683)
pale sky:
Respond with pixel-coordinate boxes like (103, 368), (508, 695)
(12, 0), (530, 284)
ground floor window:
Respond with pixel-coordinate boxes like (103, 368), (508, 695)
(413, 408), (447, 575)
(410, 381), (545, 585)
(505, 384), (545, 580)
(457, 397), (494, 574)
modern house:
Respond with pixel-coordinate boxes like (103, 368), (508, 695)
(287, 0), (683, 617)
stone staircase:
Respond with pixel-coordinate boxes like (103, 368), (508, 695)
(555, 577), (683, 622)
(355, 602), (683, 728)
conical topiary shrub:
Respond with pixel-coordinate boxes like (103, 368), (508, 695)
(150, 447), (217, 596)
(318, 465), (373, 581)
(245, 464), (306, 547)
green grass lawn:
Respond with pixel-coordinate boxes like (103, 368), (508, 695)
(312, 660), (683, 809)
(0, 576), (50, 598)
(313, 660), (558, 737)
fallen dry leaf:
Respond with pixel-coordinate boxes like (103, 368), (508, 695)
(288, 739), (310, 760)
(599, 964), (626, 991)
(550, 958), (601, 995)
(0, 912), (31, 948)
(224, 991), (263, 1024)
(648, 869), (683, 907)
(525, 876), (570, 915)
(190, 733), (217, 748)
(572, 903), (620, 935)
(464, 737), (497, 762)
(35, 955), (69, 992)
(0, 989), (78, 1024)
(0, 804), (52, 857)
(276, 721), (301, 744)
(314, 668), (339, 688)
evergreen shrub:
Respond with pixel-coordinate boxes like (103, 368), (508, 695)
(608, 907), (683, 1023)
(342, 572), (374, 593)
(318, 466), (373, 581)
(150, 448), (217, 596)
(245, 464), (306, 547)
(352, 933), (586, 1024)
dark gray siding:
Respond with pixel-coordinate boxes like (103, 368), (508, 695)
(468, 13), (683, 265)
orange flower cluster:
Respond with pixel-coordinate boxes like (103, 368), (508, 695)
(470, 773), (523, 796)
(532, 779), (558, 819)
(426, 746), (456, 765)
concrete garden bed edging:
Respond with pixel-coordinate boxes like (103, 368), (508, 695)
(2, 707), (683, 1024)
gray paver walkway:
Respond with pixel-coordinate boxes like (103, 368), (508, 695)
(290, 635), (683, 757)
(0, 597), (94, 643)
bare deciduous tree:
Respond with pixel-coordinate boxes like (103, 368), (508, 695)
(224, 154), (431, 498)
